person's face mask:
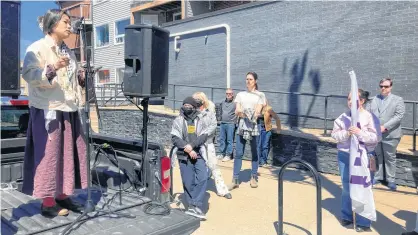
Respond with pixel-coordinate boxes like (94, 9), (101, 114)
(182, 105), (195, 116)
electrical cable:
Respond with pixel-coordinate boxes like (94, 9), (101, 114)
(92, 83), (175, 216)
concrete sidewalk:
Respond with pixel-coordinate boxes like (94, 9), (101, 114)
(171, 160), (418, 235)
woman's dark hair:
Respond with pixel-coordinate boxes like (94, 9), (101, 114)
(358, 88), (370, 104)
(246, 71), (258, 90)
(42, 9), (70, 35)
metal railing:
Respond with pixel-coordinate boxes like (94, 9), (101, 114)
(166, 83), (417, 151)
(277, 159), (322, 235)
(91, 82), (417, 151)
(94, 83), (139, 107)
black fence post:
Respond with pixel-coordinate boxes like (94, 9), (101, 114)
(168, 146), (175, 201)
(114, 84), (117, 107)
(278, 159), (322, 235)
(101, 86), (104, 106)
(413, 102), (417, 151)
(173, 85), (176, 113)
(323, 96), (328, 136)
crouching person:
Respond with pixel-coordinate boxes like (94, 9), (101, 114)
(171, 97), (209, 220)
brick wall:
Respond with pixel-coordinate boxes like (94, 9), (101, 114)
(162, 1), (418, 131)
(99, 109), (418, 187)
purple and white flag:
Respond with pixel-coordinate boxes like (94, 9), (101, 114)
(349, 70), (377, 221)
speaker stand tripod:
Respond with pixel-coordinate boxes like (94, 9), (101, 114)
(61, 18), (135, 235)
(139, 97), (149, 190)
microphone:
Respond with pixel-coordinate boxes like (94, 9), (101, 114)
(71, 16), (84, 34)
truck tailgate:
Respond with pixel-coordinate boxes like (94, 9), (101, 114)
(1, 188), (200, 235)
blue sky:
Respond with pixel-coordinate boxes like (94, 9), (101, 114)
(20, 1), (58, 59)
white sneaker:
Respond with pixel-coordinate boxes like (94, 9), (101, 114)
(216, 154), (224, 160)
(185, 206), (206, 220)
(222, 155), (232, 162)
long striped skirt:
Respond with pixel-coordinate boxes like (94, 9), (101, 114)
(22, 107), (88, 198)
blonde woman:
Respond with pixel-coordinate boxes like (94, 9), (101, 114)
(258, 102), (281, 167)
(193, 92), (232, 199)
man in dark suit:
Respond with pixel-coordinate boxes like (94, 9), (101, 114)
(368, 78), (405, 191)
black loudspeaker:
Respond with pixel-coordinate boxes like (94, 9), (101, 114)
(1, 1), (21, 97)
(123, 24), (169, 98)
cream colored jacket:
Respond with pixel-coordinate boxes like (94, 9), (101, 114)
(22, 35), (84, 112)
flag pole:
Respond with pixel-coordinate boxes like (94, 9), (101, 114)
(350, 70), (357, 230)
(353, 212), (356, 228)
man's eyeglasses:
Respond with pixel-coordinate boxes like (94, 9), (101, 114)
(226, 93), (233, 95)
(380, 85), (391, 88)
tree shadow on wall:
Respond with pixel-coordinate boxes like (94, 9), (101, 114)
(286, 50), (322, 130)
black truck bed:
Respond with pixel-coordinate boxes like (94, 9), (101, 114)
(1, 188), (199, 235)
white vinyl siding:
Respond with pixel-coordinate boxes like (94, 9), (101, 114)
(92, 0), (130, 84)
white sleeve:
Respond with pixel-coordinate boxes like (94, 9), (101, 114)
(234, 92), (242, 104)
(22, 44), (57, 88)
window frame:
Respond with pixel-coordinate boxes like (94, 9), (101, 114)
(94, 23), (110, 49)
(141, 14), (159, 25)
(96, 68), (111, 85)
(173, 12), (181, 21)
(114, 17), (130, 45)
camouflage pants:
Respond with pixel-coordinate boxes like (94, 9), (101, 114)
(207, 143), (230, 196)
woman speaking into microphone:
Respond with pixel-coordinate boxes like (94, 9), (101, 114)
(21, 9), (88, 217)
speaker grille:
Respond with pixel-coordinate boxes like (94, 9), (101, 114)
(1, 1), (21, 97)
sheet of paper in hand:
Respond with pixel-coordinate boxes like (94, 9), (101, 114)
(349, 70), (377, 221)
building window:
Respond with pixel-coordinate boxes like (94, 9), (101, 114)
(114, 18), (130, 44)
(97, 69), (110, 84)
(141, 14), (158, 25)
(115, 68), (125, 83)
(95, 24), (109, 48)
(173, 12), (181, 21)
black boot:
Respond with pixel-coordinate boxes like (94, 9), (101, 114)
(340, 219), (352, 226)
(41, 204), (69, 217)
(56, 198), (84, 213)
(355, 225), (371, 232)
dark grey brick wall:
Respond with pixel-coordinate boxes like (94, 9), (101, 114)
(100, 109), (418, 187)
(162, 1), (418, 132)
(99, 109), (174, 150)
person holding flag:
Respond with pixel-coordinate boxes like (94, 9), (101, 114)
(331, 71), (380, 232)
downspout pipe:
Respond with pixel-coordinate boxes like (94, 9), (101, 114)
(170, 24), (231, 88)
